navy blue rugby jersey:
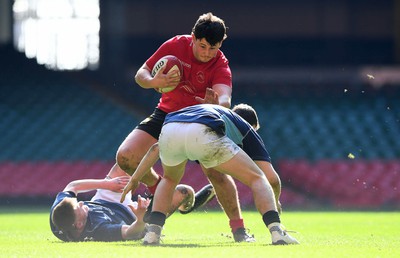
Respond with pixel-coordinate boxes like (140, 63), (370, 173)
(50, 191), (136, 242)
(164, 104), (271, 162)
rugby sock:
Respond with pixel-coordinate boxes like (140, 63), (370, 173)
(148, 175), (162, 195)
(230, 218), (245, 233)
(262, 210), (281, 227)
(148, 211), (166, 227)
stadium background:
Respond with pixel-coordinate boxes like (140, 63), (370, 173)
(0, 0), (399, 210)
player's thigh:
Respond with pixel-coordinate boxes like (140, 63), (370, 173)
(203, 166), (234, 186)
(213, 149), (265, 186)
(118, 129), (157, 159)
(162, 160), (188, 183)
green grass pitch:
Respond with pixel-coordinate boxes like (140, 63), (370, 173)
(1, 207), (399, 258)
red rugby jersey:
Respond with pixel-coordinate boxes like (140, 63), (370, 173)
(145, 35), (232, 113)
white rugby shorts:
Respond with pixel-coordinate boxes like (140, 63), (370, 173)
(159, 122), (240, 168)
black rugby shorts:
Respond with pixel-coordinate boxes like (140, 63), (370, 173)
(136, 108), (168, 140)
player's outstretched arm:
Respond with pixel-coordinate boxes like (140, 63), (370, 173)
(195, 85), (232, 108)
(121, 195), (150, 240)
(64, 176), (130, 195)
(213, 83), (232, 108)
(254, 160), (282, 213)
(120, 143), (160, 203)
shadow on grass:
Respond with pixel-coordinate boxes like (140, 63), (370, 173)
(51, 240), (270, 248)
(114, 241), (266, 248)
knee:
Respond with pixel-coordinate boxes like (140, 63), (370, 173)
(116, 147), (138, 174)
(268, 176), (281, 191)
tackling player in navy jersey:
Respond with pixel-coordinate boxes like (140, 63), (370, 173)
(121, 104), (299, 245)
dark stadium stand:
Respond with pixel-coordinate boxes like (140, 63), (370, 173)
(0, 47), (140, 161)
(1, 45), (400, 209)
(246, 92), (400, 161)
(0, 47), (143, 204)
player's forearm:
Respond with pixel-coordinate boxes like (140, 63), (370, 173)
(64, 179), (109, 194)
(121, 146), (160, 201)
(213, 84), (232, 108)
(121, 221), (146, 240)
(135, 66), (156, 89)
(218, 94), (231, 108)
(120, 146), (160, 202)
(131, 143), (160, 181)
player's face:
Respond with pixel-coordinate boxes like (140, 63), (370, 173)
(192, 35), (221, 63)
(73, 201), (89, 228)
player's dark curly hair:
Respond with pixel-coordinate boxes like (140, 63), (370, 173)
(192, 12), (228, 46)
(232, 103), (260, 131)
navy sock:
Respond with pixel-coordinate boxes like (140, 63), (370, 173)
(262, 210), (280, 226)
(149, 211), (166, 227)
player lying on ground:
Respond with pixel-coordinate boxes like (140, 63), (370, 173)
(121, 104), (299, 245)
(50, 168), (215, 242)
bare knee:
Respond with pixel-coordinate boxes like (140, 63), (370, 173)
(269, 178), (280, 190)
(116, 147), (139, 175)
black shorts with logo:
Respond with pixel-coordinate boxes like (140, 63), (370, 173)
(135, 108), (168, 140)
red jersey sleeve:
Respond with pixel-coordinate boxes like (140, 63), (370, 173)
(211, 53), (232, 87)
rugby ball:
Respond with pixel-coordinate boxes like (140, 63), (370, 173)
(151, 55), (183, 93)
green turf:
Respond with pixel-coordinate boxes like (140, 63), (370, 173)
(1, 207), (399, 258)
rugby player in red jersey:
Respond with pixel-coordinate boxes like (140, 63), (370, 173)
(111, 13), (257, 242)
